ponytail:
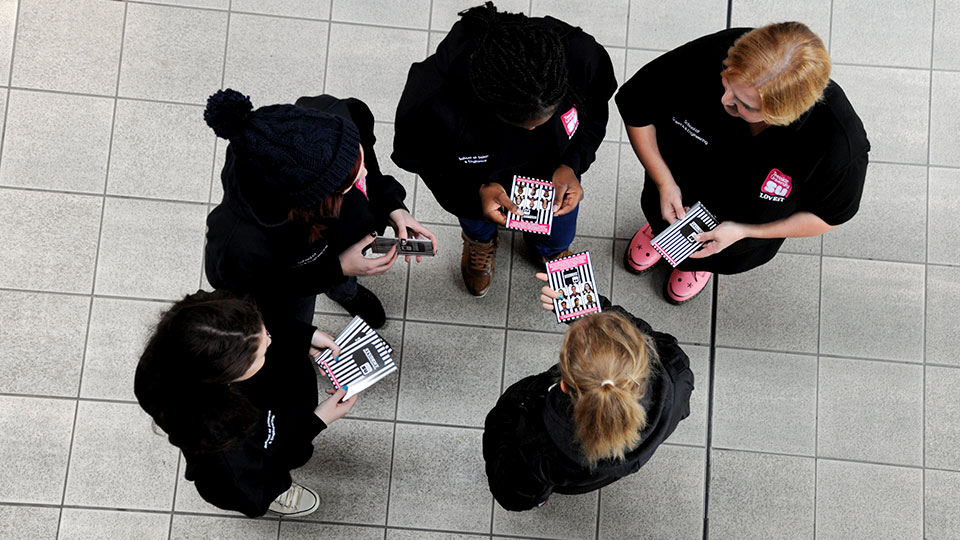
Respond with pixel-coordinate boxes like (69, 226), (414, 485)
(559, 312), (658, 466)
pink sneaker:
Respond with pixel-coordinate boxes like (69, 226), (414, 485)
(624, 223), (661, 274)
(664, 269), (712, 304)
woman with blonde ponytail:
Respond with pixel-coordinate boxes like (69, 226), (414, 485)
(482, 280), (694, 511)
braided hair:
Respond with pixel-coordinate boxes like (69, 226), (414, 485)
(460, 2), (570, 124)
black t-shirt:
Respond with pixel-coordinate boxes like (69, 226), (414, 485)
(616, 28), (869, 274)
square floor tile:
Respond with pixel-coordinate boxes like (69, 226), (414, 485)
(604, 47), (626, 143)
(281, 522), (382, 540)
(780, 235), (821, 255)
(823, 163), (927, 262)
(64, 401), (179, 510)
(313, 312), (404, 421)
(598, 445), (704, 540)
(712, 349), (817, 455)
(831, 65), (929, 165)
(0, 396), (75, 504)
(493, 491), (598, 540)
(708, 449), (815, 540)
(325, 23), (428, 122)
(627, 0), (727, 50)
(614, 141), (646, 239)
(928, 168), (960, 266)
(716, 253), (820, 354)
(412, 177), (460, 226)
(508, 235), (613, 333)
(0, 0), (15, 86)
(926, 366), (960, 470)
(0, 189), (101, 293)
(930, 70), (960, 168)
(820, 258), (924, 362)
(232, 0), (329, 19)
(729, 0), (832, 47)
(95, 197), (207, 299)
(0, 291), (88, 397)
(611, 240), (713, 345)
(0, 505), (60, 540)
(818, 357), (923, 466)
(934, 0), (960, 70)
(58, 508), (169, 540)
(502, 330), (564, 391)
(119, 2), (228, 104)
(81, 298), (170, 401)
(223, 14), (327, 107)
(406, 224), (512, 326)
(333, 0), (430, 28)
(532, 0), (629, 47)
(430, 0), (528, 31)
(173, 452), (233, 516)
(147, 0), (229, 7)
(831, 0), (933, 68)
(925, 469), (960, 539)
(388, 530), (484, 540)
(169, 515), (277, 540)
(667, 345), (708, 447)
(576, 141), (619, 237)
(398, 322), (504, 427)
(109, 99), (214, 201)
(296, 418), (393, 525)
(815, 460), (922, 540)
(11, 0), (124, 94)
(387, 424), (490, 532)
(0, 90), (114, 194)
(927, 265), (960, 367)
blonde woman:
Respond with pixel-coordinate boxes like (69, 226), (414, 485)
(619, 22), (869, 303)
(482, 277), (694, 511)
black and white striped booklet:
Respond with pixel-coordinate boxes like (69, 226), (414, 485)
(313, 316), (397, 400)
(649, 202), (720, 267)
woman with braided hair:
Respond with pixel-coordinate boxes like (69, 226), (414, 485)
(482, 279), (693, 511)
(393, 2), (617, 297)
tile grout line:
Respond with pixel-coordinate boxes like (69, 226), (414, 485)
(321, 0), (333, 94)
(923, 2), (937, 538)
(492, 231), (516, 536)
(0, 0), (19, 170)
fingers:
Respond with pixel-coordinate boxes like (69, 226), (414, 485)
(495, 191), (521, 215)
(367, 245), (398, 275)
(540, 285), (560, 300)
(534, 272), (549, 282)
(675, 202), (687, 220)
(485, 206), (508, 226)
(552, 183), (568, 213)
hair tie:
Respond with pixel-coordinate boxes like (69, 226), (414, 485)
(601, 379), (615, 387)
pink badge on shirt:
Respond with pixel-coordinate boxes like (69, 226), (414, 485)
(355, 176), (368, 198)
(561, 106), (579, 138)
(760, 168), (792, 198)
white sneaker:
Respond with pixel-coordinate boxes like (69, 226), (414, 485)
(268, 482), (320, 517)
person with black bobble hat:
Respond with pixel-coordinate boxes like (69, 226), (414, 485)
(204, 90), (436, 328)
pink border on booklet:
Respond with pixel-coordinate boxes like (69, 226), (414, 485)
(317, 358), (342, 389)
(558, 305), (601, 322)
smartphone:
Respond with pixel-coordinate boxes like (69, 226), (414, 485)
(370, 236), (435, 256)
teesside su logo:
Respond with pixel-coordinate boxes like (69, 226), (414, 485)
(759, 168), (792, 202)
(561, 106), (579, 138)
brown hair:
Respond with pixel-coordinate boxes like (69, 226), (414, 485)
(723, 22), (831, 126)
(558, 311), (658, 466)
(288, 149), (363, 243)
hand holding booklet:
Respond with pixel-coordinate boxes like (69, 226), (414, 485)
(545, 251), (601, 323)
(505, 175), (555, 235)
(314, 316), (397, 400)
(649, 202), (719, 267)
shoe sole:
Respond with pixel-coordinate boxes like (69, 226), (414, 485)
(663, 279), (705, 305)
(623, 246), (658, 275)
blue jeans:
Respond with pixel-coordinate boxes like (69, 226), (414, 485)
(459, 204), (580, 258)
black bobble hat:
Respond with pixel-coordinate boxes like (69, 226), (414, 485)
(204, 89), (361, 210)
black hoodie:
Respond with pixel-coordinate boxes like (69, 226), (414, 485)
(482, 301), (694, 511)
(205, 95), (407, 319)
(392, 15), (617, 219)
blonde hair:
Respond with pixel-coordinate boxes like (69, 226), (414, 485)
(723, 22), (831, 126)
(558, 312), (658, 467)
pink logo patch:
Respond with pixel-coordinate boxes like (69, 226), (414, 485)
(561, 106), (579, 138)
(355, 176), (368, 198)
(760, 168), (792, 199)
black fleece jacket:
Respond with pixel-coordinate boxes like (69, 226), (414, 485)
(482, 300), (694, 511)
(182, 318), (324, 518)
(205, 95), (407, 312)
(392, 15), (617, 219)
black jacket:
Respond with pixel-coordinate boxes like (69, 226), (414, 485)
(392, 16), (617, 219)
(482, 301), (694, 511)
(205, 95), (407, 315)
(183, 318), (325, 518)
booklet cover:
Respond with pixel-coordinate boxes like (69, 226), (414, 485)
(545, 251), (601, 323)
(649, 202), (720, 267)
(313, 316), (397, 400)
(505, 175), (555, 235)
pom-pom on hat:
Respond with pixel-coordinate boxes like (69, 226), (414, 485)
(204, 89), (361, 211)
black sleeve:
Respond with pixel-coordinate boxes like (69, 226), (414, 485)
(341, 98), (408, 217)
(559, 32), (618, 176)
(799, 146), (868, 226)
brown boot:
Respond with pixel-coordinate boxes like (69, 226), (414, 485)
(541, 249), (575, 264)
(461, 231), (498, 297)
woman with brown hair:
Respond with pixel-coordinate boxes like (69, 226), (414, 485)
(619, 22), (869, 304)
(482, 278), (694, 511)
(204, 89), (437, 328)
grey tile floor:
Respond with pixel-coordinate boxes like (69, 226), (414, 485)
(0, 0), (958, 538)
